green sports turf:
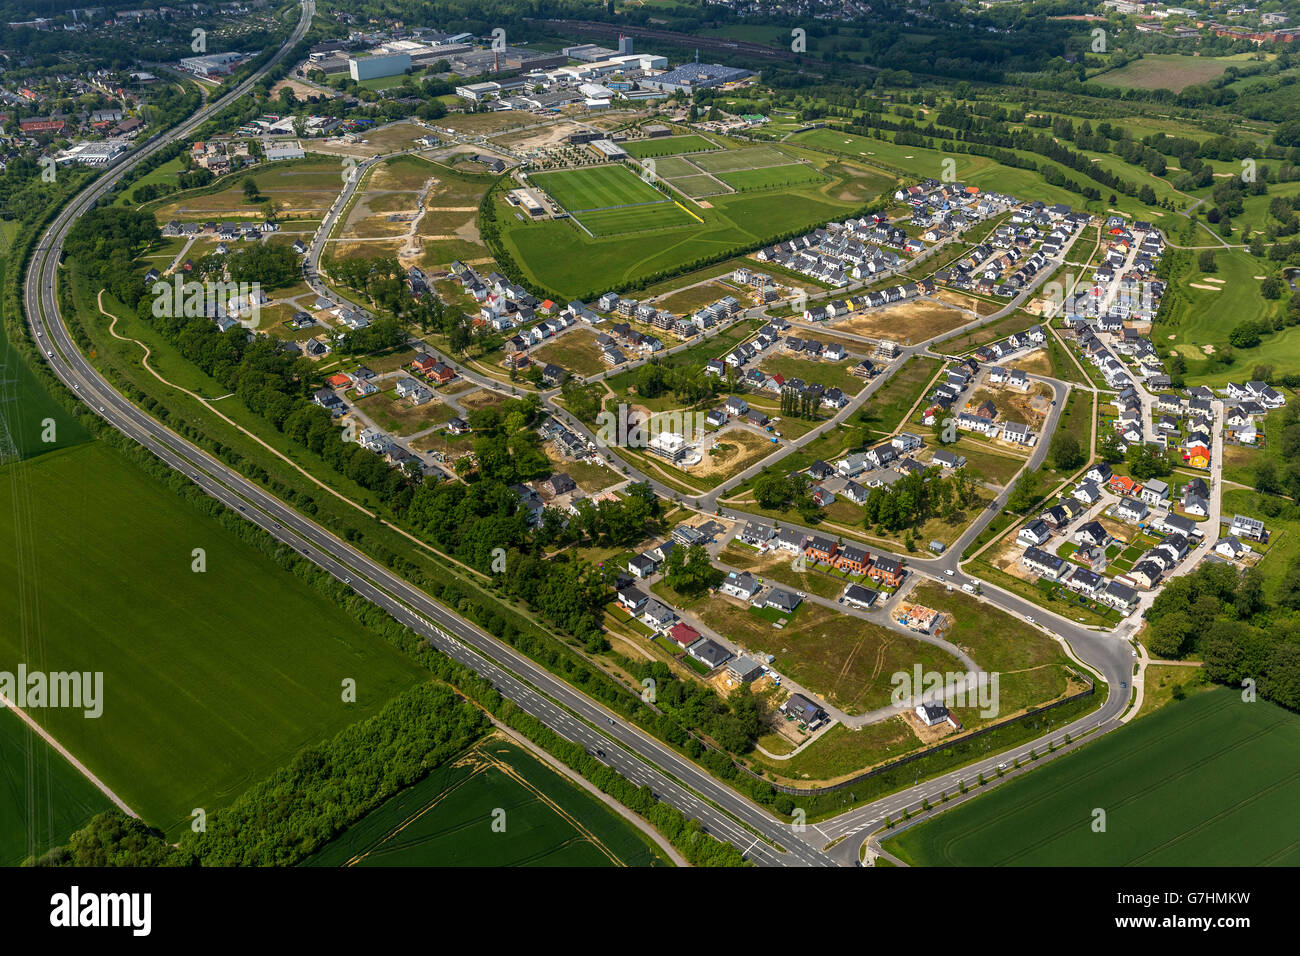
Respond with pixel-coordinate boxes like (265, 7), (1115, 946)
(0, 441), (426, 838)
(529, 164), (665, 213)
(668, 174), (729, 198)
(886, 689), (1300, 866)
(575, 202), (696, 237)
(303, 738), (668, 867)
(648, 156), (704, 179)
(0, 708), (112, 866)
(690, 145), (800, 174)
(622, 134), (719, 159)
(718, 164), (827, 191)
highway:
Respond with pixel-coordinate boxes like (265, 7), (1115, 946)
(22, 2), (1136, 866)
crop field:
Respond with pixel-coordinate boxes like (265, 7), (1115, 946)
(1090, 54), (1248, 92)
(0, 709), (111, 866)
(304, 737), (667, 866)
(886, 689), (1300, 866)
(0, 442), (426, 838)
(622, 134), (719, 159)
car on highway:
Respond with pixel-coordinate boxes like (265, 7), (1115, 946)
(1025, 615), (1035, 624)
(607, 717), (615, 725)
(997, 762), (1007, 770)
(46, 351), (53, 357)
(962, 583), (975, 593)
(944, 569), (954, 577)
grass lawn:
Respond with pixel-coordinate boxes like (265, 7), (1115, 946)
(1137, 664), (1211, 719)
(0, 443), (426, 838)
(886, 689), (1300, 865)
(304, 736), (668, 866)
(354, 390), (454, 435)
(500, 159), (893, 299)
(749, 717), (919, 783)
(909, 583), (1077, 726)
(0, 709), (112, 866)
(622, 134), (719, 159)
(759, 354), (864, 395)
(530, 330), (607, 377)
(530, 164), (664, 212)
(695, 594), (964, 716)
(858, 356), (943, 435)
(1156, 247), (1287, 388)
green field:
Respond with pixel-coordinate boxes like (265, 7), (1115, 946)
(719, 164), (826, 191)
(887, 689), (1300, 865)
(0, 708), (112, 866)
(0, 442), (426, 838)
(623, 134), (719, 159)
(501, 153), (894, 298)
(690, 145), (800, 174)
(529, 164), (665, 212)
(305, 737), (668, 866)
(577, 202), (697, 237)
(1090, 54), (1250, 92)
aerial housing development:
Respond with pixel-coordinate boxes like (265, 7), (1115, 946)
(0, 0), (1297, 912)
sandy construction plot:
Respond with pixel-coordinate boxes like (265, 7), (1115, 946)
(833, 300), (971, 343)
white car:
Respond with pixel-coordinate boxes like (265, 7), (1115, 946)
(1025, 616), (1035, 624)
(944, 569), (954, 577)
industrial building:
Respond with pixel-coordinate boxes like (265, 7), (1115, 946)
(348, 52), (411, 81)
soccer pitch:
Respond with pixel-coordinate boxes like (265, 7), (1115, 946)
(886, 689), (1300, 866)
(530, 164), (697, 236)
(530, 164), (665, 212)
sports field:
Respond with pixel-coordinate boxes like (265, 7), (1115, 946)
(304, 737), (669, 866)
(886, 689), (1300, 866)
(528, 164), (696, 236)
(501, 152), (894, 296)
(622, 134), (719, 159)
(0, 442), (426, 838)
(529, 164), (663, 212)
(0, 709), (112, 866)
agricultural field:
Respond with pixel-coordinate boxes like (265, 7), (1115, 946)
(1090, 54), (1253, 92)
(0, 443), (426, 839)
(304, 737), (668, 866)
(0, 709), (112, 866)
(886, 689), (1300, 865)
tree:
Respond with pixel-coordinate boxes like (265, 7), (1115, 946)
(242, 178), (261, 201)
(1198, 249), (1217, 273)
(1049, 431), (1083, 471)
(663, 543), (723, 597)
